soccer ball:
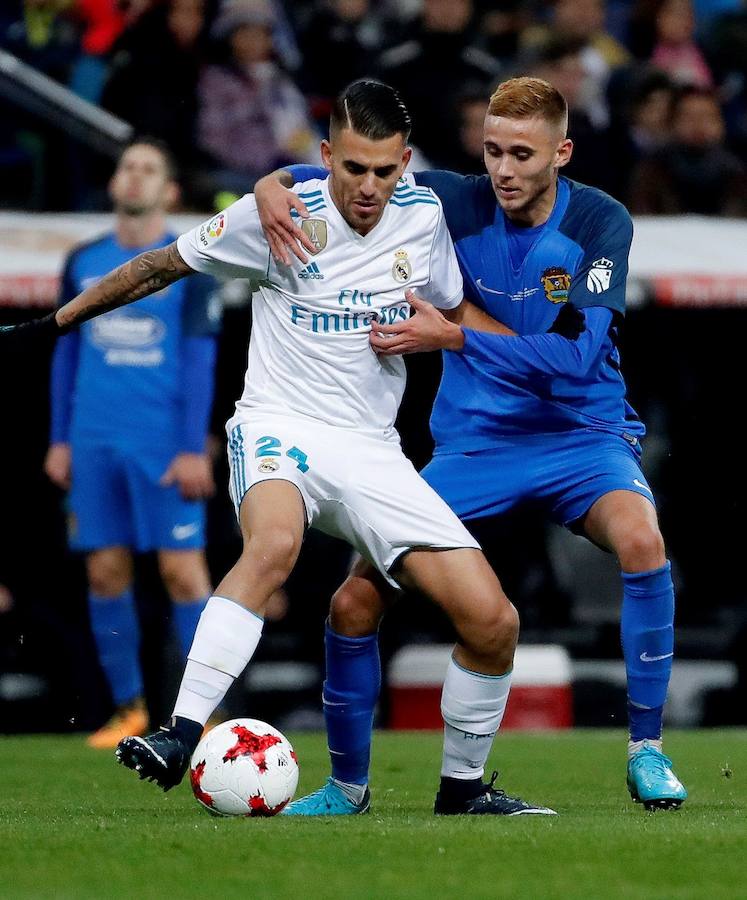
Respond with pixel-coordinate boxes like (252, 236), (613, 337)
(189, 718), (299, 817)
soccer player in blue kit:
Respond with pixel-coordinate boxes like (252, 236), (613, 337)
(256, 76), (687, 813)
(44, 139), (220, 748)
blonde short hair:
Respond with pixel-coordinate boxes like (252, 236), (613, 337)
(487, 77), (568, 134)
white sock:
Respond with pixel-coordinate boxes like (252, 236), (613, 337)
(440, 657), (512, 781)
(628, 738), (663, 759)
(173, 595), (263, 726)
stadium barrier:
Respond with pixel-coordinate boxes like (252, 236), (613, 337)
(1, 214), (747, 310)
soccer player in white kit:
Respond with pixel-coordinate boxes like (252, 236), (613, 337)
(6, 81), (552, 814)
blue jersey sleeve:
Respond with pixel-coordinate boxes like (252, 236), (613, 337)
(179, 336), (217, 454)
(461, 305), (614, 381)
(180, 274), (220, 451)
(287, 164), (327, 182)
(182, 273), (222, 337)
(50, 252), (81, 444)
(560, 186), (633, 316)
(413, 170), (495, 241)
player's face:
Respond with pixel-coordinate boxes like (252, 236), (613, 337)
(322, 128), (412, 235)
(109, 144), (177, 216)
(483, 114), (572, 226)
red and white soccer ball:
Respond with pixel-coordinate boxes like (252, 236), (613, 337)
(189, 718), (299, 817)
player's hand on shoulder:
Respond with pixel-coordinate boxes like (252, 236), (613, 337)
(547, 303), (586, 340)
(254, 174), (316, 266)
(44, 443), (72, 491)
(370, 291), (465, 356)
(160, 453), (215, 500)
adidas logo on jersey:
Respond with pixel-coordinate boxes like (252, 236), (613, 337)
(299, 262), (324, 280)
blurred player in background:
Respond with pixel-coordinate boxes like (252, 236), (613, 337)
(44, 139), (220, 749)
(257, 76), (686, 814)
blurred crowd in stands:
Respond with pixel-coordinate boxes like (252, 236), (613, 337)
(2, 0), (746, 213)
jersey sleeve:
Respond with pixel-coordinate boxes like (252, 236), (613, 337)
(412, 170), (494, 240)
(176, 195), (270, 280)
(461, 306), (614, 380)
(566, 197), (633, 316)
(182, 272), (222, 337)
(417, 204), (463, 310)
(287, 164), (327, 182)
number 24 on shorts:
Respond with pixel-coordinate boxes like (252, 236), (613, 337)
(255, 436), (310, 473)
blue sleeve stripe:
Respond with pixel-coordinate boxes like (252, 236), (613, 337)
(297, 190), (323, 199)
(389, 198), (439, 207)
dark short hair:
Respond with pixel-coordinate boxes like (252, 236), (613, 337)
(330, 80), (412, 142)
(118, 136), (179, 182)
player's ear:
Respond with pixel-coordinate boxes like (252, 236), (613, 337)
(321, 140), (332, 172)
(164, 180), (180, 211)
(556, 138), (573, 170)
(401, 145), (412, 172)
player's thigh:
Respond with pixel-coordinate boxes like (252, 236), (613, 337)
(226, 419), (320, 530)
(546, 432), (657, 528)
(399, 546), (512, 632)
(582, 489), (665, 569)
(69, 442), (133, 550)
(321, 438), (480, 589)
(420, 449), (524, 521)
(125, 447), (206, 552)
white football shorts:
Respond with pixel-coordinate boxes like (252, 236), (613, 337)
(226, 414), (479, 588)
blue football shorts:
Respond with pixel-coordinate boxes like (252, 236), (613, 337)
(69, 440), (206, 552)
(421, 429), (654, 529)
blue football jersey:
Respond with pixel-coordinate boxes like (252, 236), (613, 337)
(57, 233), (220, 447)
(411, 171), (645, 452)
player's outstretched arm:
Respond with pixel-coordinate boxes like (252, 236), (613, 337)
(57, 242), (192, 331)
(0, 243), (193, 341)
(254, 170), (316, 265)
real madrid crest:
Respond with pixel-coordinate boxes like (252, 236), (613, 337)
(301, 218), (328, 254)
(540, 266), (572, 304)
(257, 458), (280, 473)
(392, 249), (412, 283)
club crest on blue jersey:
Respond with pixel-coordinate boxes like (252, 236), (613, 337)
(392, 249), (412, 283)
(301, 218), (328, 253)
(541, 266), (572, 304)
(587, 257), (614, 294)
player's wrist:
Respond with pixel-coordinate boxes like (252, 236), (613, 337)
(444, 323), (465, 352)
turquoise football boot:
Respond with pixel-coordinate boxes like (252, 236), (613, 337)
(282, 778), (371, 816)
(627, 741), (687, 811)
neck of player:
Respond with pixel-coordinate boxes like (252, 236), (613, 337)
(505, 177), (558, 229)
(116, 210), (169, 249)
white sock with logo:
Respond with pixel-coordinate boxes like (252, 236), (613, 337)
(440, 658), (512, 781)
(173, 595), (263, 726)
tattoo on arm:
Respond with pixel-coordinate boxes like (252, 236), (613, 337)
(56, 242), (193, 330)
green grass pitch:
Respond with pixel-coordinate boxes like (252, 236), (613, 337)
(2, 730), (745, 899)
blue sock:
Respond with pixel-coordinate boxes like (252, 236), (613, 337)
(88, 589), (143, 707)
(323, 622), (381, 786)
(172, 597), (208, 661)
(621, 562), (675, 741)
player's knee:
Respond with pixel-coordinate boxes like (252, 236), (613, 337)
(86, 555), (132, 596)
(617, 524), (666, 573)
(159, 555), (210, 602)
(330, 580), (383, 637)
(461, 598), (519, 662)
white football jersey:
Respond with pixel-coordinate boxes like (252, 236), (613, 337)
(177, 178), (463, 437)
